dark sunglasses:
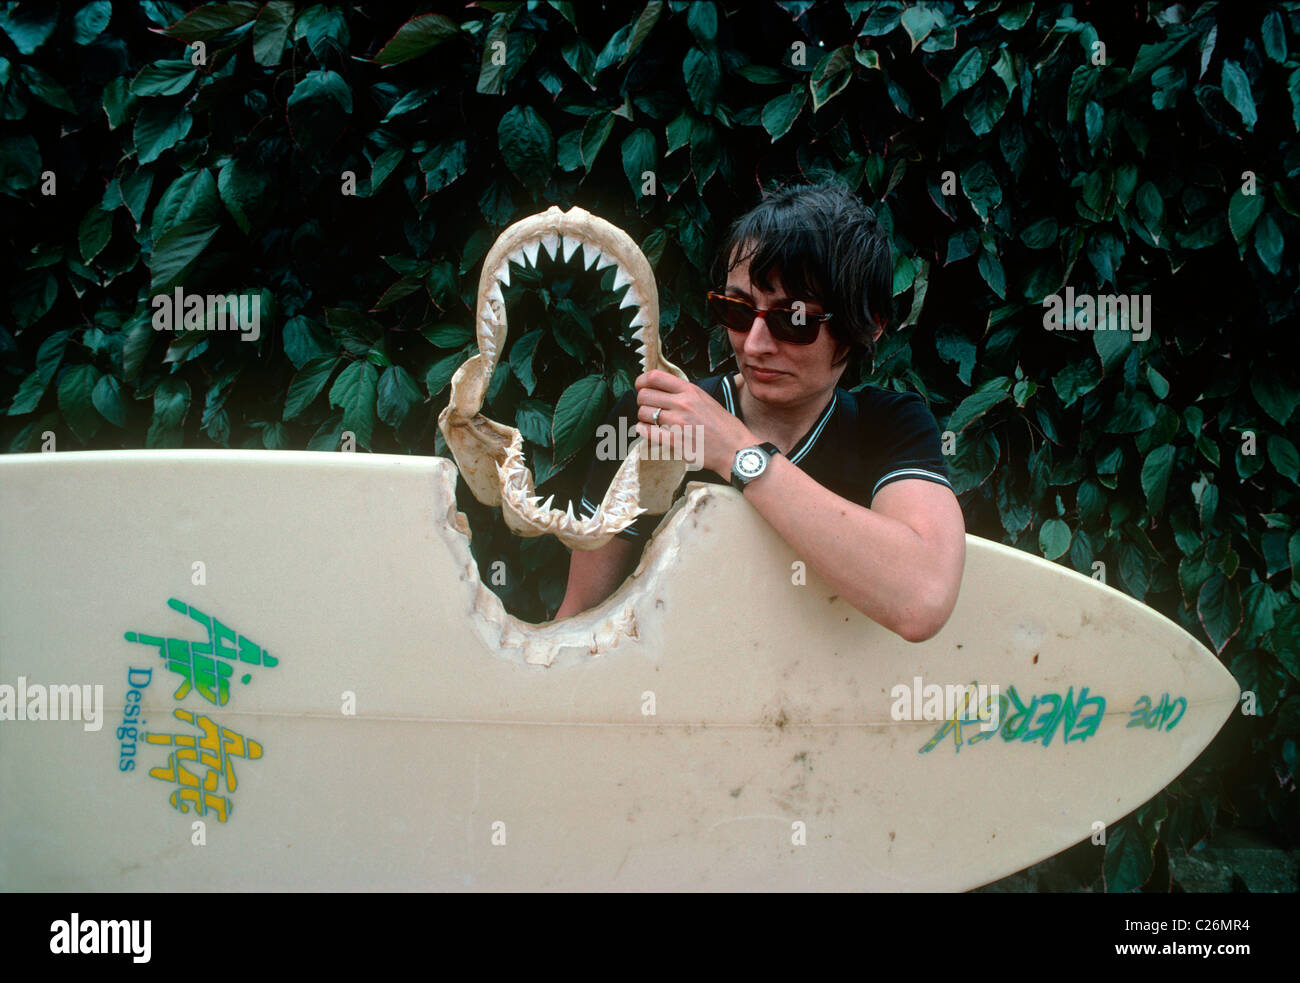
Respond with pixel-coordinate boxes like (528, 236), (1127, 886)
(706, 291), (833, 346)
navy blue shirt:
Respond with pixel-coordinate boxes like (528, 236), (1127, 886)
(578, 373), (953, 543)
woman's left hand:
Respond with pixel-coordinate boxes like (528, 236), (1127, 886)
(633, 369), (755, 476)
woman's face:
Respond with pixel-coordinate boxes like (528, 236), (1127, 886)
(724, 252), (848, 408)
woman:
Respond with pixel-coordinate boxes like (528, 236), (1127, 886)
(555, 182), (965, 642)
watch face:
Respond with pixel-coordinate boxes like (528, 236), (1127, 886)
(736, 448), (766, 478)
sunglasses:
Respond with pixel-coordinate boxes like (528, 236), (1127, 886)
(706, 291), (833, 346)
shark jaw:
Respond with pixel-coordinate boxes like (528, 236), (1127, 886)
(439, 206), (688, 550)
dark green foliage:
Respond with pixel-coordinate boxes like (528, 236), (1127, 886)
(2, 1), (1298, 890)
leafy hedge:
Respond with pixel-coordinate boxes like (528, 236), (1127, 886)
(1, 1), (1297, 891)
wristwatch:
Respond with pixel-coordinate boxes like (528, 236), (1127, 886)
(730, 442), (781, 492)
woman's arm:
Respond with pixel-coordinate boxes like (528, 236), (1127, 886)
(553, 535), (640, 620)
(738, 461), (966, 642)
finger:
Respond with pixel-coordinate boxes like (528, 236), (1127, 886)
(635, 369), (687, 393)
(637, 404), (671, 426)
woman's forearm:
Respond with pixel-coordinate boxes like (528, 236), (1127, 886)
(739, 456), (965, 641)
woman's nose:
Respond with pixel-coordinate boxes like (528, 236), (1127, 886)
(745, 313), (778, 351)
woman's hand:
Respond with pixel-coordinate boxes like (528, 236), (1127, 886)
(633, 370), (755, 476)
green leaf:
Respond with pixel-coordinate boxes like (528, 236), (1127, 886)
(1103, 392), (1156, 433)
(163, 2), (259, 41)
(91, 374), (126, 427)
(622, 1), (664, 66)
(7, 370), (46, 416)
(73, 2), (112, 44)
(1140, 444), (1175, 513)
(622, 128), (656, 199)
(287, 69), (353, 113)
(150, 219), (220, 293)
(515, 399), (553, 446)
(1019, 217), (1058, 249)
(0, 4), (57, 53)
(1093, 327), (1130, 375)
(283, 354), (338, 420)
(685, 1), (715, 43)
(0, 134), (40, 193)
(1268, 435), (1299, 483)
(375, 13), (459, 65)
(284, 316), (335, 368)
(1197, 572), (1242, 655)
(683, 47), (721, 113)
(421, 138), (469, 194)
(134, 103), (193, 164)
(553, 374), (609, 461)
(329, 361), (379, 449)
(580, 111), (614, 170)
(761, 88), (805, 141)
(1250, 366), (1298, 425)
(422, 323), (474, 349)
(1221, 60), (1257, 131)
(146, 377), (191, 449)
(252, 1), (294, 66)
(810, 46), (854, 111)
(509, 330), (543, 395)
(217, 157), (269, 236)
(499, 105), (554, 187)
(1052, 360), (1100, 408)
(377, 365), (423, 428)
(78, 206), (112, 264)
(154, 169), (221, 240)
(21, 65), (75, 112)
(1103, 819), (1154, 893)
(130, 60), (196, 97)
(57, 363), (102, 443)
(1038, 518), (1071, 560)
(946, 378), (1010, 433)
(1262, 10), (1287, 62)
(1227, 188), (1265, 246)
(960, 161), (1001, 222)
(941, 47), (986, 106)
(425, 351), (464, 398)
(899, 5), (937, 50)
(1253, 213), (1283, 274)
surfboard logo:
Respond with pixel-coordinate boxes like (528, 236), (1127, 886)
(119, 598), (272, 823)
(124, 597), (277, 706)
(919, 684), (1187, 754)
(140, 708), (263, 823)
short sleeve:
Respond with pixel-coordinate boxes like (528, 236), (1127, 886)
(577, 388), (661, 542)
(868, 393), (954, 502)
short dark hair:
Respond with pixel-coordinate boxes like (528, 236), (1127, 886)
(712, 181), (893, 372)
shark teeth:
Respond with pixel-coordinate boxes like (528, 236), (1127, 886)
(611, 266), (633, 291)
(618, 287), (641, 310)
(561, 234), (580, 262)
(496, 262), (511, 288)
(522, 240), (541, 268)
(540, 233), (560, 261)
(487, 282), (504, 306)
(581, 241), (601, 270)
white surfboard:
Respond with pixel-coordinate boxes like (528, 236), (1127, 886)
(0, 449), (1238, 890)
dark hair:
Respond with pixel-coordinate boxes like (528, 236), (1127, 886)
(712, 180), (893, 372)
